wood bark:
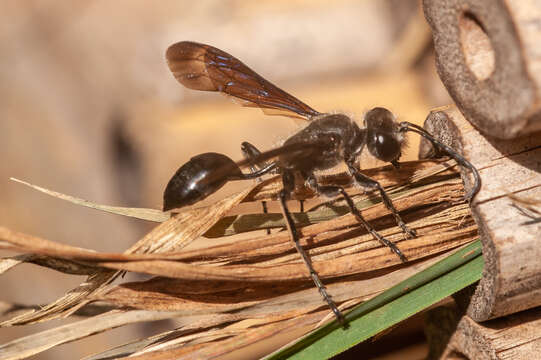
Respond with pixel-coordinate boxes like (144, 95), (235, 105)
(419, 105), (541, 322)
(426, 305), (541, 360)
(423, 0), (541, 139)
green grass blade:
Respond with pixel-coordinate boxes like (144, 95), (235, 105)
(265, 240), (483, 359)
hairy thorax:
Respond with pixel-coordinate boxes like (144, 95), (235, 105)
(278, 113), (364, 173)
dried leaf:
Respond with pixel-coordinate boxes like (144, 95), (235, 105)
(0, 310), (188, 360)
(0, 202), (475, 282)
(0, 185), (256, 327)
(0, 255), (34, 275)
(0, 160), (478, 359)
(0, 271), (116, 326)
(9, 178), (169, 222)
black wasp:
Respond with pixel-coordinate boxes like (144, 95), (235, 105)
(162, 41), (480, 324)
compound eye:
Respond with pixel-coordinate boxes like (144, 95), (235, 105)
(370, 132), (401, 162)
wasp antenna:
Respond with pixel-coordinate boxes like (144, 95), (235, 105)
(399, 121), (481, 202)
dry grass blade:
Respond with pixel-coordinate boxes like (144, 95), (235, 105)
(84, 251), (457, 360)
(0, 255), (34, 275)
(0, 254), (100, 276)
(0, 186), (255, 327)
(0, 199), (474, 281)
(244, 159), (458, 200)
(0, 301), (41, 319)
(0, 160), (478, 359)
(120, 312), (329, 360)
(0, 270), (117, 327)
(9, 178), (169, 222)
(122, 186), (257, 255)
(93, 249), (455, 314)
(0, 310), (188, 360)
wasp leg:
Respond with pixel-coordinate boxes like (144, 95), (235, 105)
(346, 163), (416, 242)
(280, 170), (345, 325)
(241, 141), (271, 234)
(306, 174), (407, 262)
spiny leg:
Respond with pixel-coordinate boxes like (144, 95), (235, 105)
(306, 174), (407, 262)
(280, 170), (345, 324)
(346, 162), (416, 239)
(242, 140), (306, 227)
(241, 141), (271, 234)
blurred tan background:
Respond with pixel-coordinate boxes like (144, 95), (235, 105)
(0, 0), (451, 358)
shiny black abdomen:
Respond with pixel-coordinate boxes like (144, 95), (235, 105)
(163, 152), (242, 211)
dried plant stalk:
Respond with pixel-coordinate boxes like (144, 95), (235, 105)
(0, 159), (478, 360)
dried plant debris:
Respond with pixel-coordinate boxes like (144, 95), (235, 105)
(9, 178), (170, 223)
(0, 159), (477, 360)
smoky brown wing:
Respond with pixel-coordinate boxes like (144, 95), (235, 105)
(166, 41), (320, 119)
